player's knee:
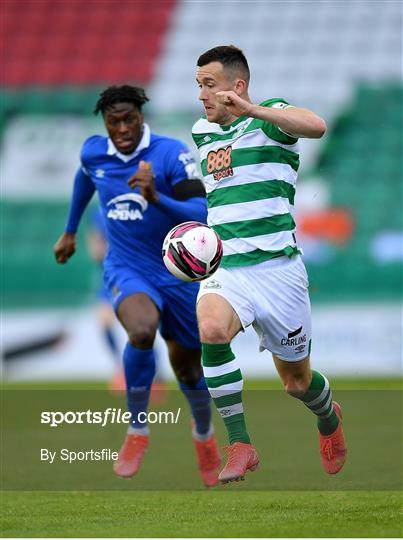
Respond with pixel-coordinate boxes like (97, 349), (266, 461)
(284, 375), (311, 398)
(174, 364), (202, 387)
(127, 326), (156, 349)
(198, 318), (231, 344)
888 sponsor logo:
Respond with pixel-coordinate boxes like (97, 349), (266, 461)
(206, 146), (233, 181)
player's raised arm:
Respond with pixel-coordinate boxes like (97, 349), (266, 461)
(215, 90), (326, 139)
(128, 160), (159, 204)
(156, 150), (207, 223)
(128, 152), (207, 223)
(54, 167), (95, 264)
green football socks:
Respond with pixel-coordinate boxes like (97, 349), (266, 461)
(201, 342), (251, 444)
(300, 370), (340, 435)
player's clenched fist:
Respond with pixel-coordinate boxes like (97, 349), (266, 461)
(128, 160), (159, 204)
(215, 91), (254, 118)
(54, 232), (76, 263)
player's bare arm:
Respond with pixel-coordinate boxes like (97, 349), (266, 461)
(128, 160), (159, 204)
(216, 90), (326, 139)
(54, 232), (76, 263)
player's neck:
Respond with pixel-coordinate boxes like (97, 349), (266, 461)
(220, 115), (238, 127)
(220, 93), (251, 127)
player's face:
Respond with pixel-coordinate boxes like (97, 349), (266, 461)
(103, 103), (143, 154)
(196, 61), (235, 125)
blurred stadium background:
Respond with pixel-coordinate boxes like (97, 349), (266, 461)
(1, 0), (402, 382)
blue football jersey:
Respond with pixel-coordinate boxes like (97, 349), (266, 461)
(80, 124), (206, 285)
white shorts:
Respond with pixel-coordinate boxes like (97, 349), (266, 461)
(197, 255), (312, 362)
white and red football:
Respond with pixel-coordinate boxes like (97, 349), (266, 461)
(162, 221), (223, 282)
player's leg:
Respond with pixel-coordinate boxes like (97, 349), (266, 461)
(197, 284), (259, 483)
(256, 255), (346, 474)
(118, 292), (160, 426)
(198, 294), (247, 441)
(112, 287), (162, 477)
(273, 353), (346, 474)
(166, 340), (221, 487)
(167, 340), (212, 438)
(160, 282), (220, 487)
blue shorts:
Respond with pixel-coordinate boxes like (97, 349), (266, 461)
(104, 264), (200, 350)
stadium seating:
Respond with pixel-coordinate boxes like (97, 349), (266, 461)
(151, 0), (401, 112)
(3, 0), (176, 85)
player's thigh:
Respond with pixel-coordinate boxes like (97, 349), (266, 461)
(104, 264), (162, 339)
(117, 293), (160, 341)
(197, 293), (242, 343)
(197, 267), (253, 343)
(160, 282), (201, 350)
(253, 256), (312, 362)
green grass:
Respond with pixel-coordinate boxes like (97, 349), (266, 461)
(1, 491), (401, 537)
(2, 377), (402, 391)
(1, 378), (402, 537)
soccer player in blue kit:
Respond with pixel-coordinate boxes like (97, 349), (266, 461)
(54, 85), (221, 487)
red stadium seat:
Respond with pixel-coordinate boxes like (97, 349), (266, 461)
(3, 0), (177, 85)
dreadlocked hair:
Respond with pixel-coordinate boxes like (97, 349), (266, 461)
(94, 85), (150, 115)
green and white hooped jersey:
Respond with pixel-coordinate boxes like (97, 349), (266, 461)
(192, 98), (300, 268)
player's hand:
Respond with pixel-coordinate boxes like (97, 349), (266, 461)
(128, 160), (159, 204)
(54, 232), (76, 263)
(215, 91), (254, 118)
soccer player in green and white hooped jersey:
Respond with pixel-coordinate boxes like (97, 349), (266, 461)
(192, 45), (347, 483)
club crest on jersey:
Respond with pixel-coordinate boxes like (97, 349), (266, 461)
(106, 193), (148, 221)
(206, 145), (233, 182)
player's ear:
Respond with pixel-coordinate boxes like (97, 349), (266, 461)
(234, 79), (247, 95)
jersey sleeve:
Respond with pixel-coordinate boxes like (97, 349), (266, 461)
(165, 141), (202, 187)
(80, 135), (100, 173)
(64, 167), (95, 233)
(260, 98), (299, 144)
(64, 139), (97, 233)
(156, 140), (207, 222)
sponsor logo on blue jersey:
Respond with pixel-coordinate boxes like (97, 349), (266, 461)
(106, 193), (148, 221)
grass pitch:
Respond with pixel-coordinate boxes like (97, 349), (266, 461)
(1, 378), (401, 537)
(2, 490), (401, 538)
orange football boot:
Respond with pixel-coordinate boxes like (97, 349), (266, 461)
(218, 442), (260, 483)
(193, 432), (221, 488)
(113, 434), (149, 478)
(319, 401), (347, 474)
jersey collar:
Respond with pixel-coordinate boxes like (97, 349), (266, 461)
(107, 123), (151, 163)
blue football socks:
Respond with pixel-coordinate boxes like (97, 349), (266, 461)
(123, 342), (156, 434)
(179, 374), (212, 438)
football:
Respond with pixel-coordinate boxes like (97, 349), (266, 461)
(162, 221), (223, 282)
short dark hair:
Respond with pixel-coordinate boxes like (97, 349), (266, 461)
(197, 45), (250, 83)
(94, 85), (149, 115)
